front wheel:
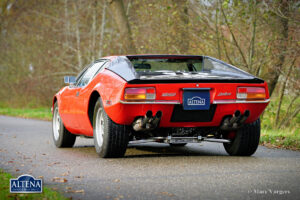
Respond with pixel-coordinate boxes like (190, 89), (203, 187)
(223, 118), (261, 156)
(93, 98), (129, 158)
(52, 102), (76, 148)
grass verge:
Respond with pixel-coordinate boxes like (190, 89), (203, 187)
(0, 107), (52, 121)
(260, 128), (300, 151)
(0, 105), (299, 151)
(0, 169), (67, 200)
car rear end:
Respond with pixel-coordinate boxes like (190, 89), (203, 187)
(107, 55), (269, 130)
(118, 82), (269, 128)
(99, 55), (270, 157)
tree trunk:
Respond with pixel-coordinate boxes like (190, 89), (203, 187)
(107, 0), (136, 54)
(262, 1), (289, 97)
(172, 0), (189, 54)
(98, 1), (107, 58)
(275, 58), (295, 126)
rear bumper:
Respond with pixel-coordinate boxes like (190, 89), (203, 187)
(105, 99), (269, 127)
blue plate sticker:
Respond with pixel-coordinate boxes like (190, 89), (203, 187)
(183, 90), (210, 110)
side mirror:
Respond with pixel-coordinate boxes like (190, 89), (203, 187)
(64, 76), (76, 85)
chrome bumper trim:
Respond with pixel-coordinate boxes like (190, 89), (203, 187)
(119, 100), (181, 105)
(120, 99), (270, 105)
(213, 99), (270, 104)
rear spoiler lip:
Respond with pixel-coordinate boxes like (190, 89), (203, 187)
(127, 78), (265, 84)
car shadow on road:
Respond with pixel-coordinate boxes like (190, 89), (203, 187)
(125, 143), (228, 158)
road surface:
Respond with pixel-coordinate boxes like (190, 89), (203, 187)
(0, 115), (300, 200)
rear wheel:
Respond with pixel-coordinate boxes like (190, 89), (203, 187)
(52, 102), (76, 147)
(93, 98), (129, 158)
(223, 118), (260, 156)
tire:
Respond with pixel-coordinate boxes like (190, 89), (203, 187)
(223, 118), (261, 156)
(93, 98), (129, 158)
(52, 102), (76, 148)
(169, 143), (187, 147)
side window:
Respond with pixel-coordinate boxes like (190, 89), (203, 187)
(77, 61), (106, 87)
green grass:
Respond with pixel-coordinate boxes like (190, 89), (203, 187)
(260, 128), (300, 150)
(0, 107), (52, 121)
(261, 95), (300, 130)
(0, 169), (68, 200)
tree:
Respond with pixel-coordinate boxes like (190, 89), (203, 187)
(107, 0), (136, 54)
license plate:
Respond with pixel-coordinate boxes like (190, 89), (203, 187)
(183, 89), (210, 110)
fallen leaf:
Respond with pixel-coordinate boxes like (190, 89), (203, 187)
(52, 177), (68, 183)
(159, 192), (174, 197)
(66, 189), (84, 193)
(48, 162), (60, 166)
(15, 169), (20, 172)
(61, 172), (69, 176)
(8, 161), (14, 163)
(114, 179), (120, 183)
(75, 176), (83, 178)
(38, 176), (43, 179)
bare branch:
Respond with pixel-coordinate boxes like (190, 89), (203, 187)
(220, 5), (249, 69)
(275, 58), (296, 126)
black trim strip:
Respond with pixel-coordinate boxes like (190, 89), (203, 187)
(128, 78), (264, 84)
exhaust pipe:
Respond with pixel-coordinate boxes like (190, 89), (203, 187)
(151, 111), (162, 127)
(133, 110), (152, 132)
(132, 110), (162, 132)
(141, 110), (153, 128)
(221, 110), (251, 131)
(238, 110), (250, 124)
(229, 110), (241, 124)
(220, 110), (240, 130)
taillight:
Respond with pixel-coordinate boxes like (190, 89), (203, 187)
(237, 87), (266, 100)
(124, 87), (156, 101)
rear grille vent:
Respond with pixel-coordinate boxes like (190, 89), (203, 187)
(170, 105), (217, 122)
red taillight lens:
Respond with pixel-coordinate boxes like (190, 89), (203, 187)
(124, 87), (156, 101)
(237, 87), (266, 100)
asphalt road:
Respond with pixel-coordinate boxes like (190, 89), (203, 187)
(0, 115), (300, 200)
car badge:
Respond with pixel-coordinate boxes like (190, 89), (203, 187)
(162, 93), (176, 97)
(217, 92), (231, 96)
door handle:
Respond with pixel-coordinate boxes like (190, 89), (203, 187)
(76, 91), (80, 97)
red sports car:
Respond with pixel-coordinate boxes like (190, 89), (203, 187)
(52, 55), (269, 158)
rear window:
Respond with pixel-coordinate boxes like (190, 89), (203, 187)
(129, 57), (252, 77)
(131, 58), (203, 73)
